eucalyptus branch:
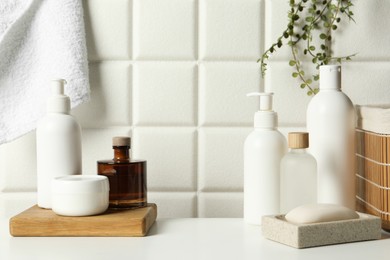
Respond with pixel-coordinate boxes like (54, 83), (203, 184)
(258, 0), (356, 96)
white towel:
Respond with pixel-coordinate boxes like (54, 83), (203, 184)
(0, 0), (90, 144)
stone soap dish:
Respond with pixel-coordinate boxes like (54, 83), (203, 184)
(262, 212), (381, 249)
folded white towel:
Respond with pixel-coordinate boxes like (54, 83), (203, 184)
(0, 0), (90, 144)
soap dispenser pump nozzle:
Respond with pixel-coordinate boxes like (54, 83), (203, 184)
(47, 79), (71, 114)
(247, 92), (277, 128)
(247, 92), (274, 111)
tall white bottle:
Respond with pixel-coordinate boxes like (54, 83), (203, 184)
(36, 79), (82, 209)
(244, 92), (287, 225)
(306, 65), (355, 209)
(280, 132), (317, 213)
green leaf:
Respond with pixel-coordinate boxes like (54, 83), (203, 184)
(306, 79), (312, 84)
(292, 72), (299, 78)
(305, 17), (314, 22)
(309, 46), (316, 51)
(289, 60), (296, 66)
(320, 33), (327, 39)
(332, 25), (337, 30)
(300, 83), (306, 89)
(307, 90), (313, 96)
(313, 74), (319, 81)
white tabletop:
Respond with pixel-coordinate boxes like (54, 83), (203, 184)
(1, 195), (390, 260)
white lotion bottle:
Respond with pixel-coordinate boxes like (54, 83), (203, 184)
(307, 65), (355, 209)
(244, 92), (287, 225)
(280, 132), (317, 213)
(36, 79), (82, 209)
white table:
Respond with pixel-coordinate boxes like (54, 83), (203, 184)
(1, 195), (390, 260)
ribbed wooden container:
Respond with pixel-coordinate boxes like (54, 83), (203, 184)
(355, 129), (390, 231)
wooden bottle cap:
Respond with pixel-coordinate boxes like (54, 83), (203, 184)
(112, 136), (131, 147)
(288, 132), (309, 149)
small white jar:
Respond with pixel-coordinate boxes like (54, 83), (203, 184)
(52, 175), (109, 217)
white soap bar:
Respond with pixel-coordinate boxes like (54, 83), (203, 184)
(285, 204), (359, 224)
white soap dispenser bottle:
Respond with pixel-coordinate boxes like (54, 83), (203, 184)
(36, 79), (82, 209)
(306, 65), (355, 209)
(244, 92), (287, 225)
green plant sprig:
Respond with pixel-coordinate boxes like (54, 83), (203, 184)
(258, 0), (356, 96)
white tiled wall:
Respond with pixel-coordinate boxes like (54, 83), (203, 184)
(1, 0), (390, 218)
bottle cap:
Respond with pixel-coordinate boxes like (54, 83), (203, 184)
(47, 79), (71, 113)
(247, 92), (277, 128)
(288, 132), (309, 148)
(319, 65), (341, 90)
(113, 136), (131, 147)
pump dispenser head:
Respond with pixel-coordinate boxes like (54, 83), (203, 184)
(319, 65), (341, 90)
(47, 79), (71, 114)
(247, 92), (277, 128)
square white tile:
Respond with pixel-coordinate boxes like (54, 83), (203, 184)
(333, 0), (390, 60)
(265, 61), (312, 126)
(199, 62), (261, 126)
(82, 128), (132, 175)
(199, 0), (262, 60)
(148, 192), (197, 218)
(199, 128), (251, 192)
(342, 62), (390, 106)
(198, 192), (243, 217)
(264, 0), (291, 61)
(83, 0), (131, 60)
(132, 127), (197, 191)
(72, 62), (131, 128)
(133, 62), (197, 126)
(0, 132), (37, 192)
(133, 0), (197, 60)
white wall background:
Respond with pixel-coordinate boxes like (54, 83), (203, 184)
(1, 0), (390, 218)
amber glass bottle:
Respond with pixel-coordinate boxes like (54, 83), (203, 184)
(97, 137), (147, 208)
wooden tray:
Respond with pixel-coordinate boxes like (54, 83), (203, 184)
(10, 203), (157, 237)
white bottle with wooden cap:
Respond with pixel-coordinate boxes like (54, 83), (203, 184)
(306, 65), (355, 209)
(280, 132), (317, 213)
(36, 79), (82, 209)
(244, 92), (287, 225)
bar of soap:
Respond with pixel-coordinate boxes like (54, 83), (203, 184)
(285, 204), (359, 224)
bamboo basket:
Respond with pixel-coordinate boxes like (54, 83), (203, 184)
(355, 129), (390, 231)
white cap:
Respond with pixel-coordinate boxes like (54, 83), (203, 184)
(247, 92), (277, 128)
(47, 79), (71, 113)
(319, 65), (341, 90)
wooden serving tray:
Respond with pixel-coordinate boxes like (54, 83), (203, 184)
(10, 203), (157, 237)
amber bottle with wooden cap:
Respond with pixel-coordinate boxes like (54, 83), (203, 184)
(97, 137), (147, 208)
